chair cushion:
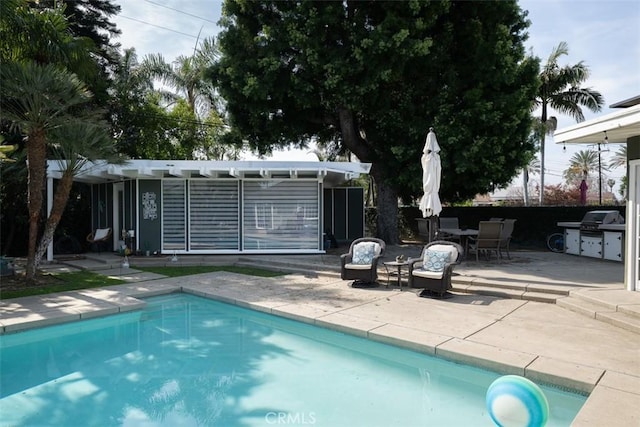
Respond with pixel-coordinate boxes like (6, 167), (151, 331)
(423, 249), (451, 272)
(425, 244), (458, 262)
(422, 245), (458, 271)
(412, 269), (444, 279)
(93, 228), (110, 240)
(352, 242), (379, 265)
(345, 263), (374, 270)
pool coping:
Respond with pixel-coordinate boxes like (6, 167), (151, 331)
(1, 276), (638, 426)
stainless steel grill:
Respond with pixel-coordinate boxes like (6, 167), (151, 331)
(580, 210), (624, 234)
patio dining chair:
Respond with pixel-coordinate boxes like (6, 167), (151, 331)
(498, 219), (517, 260)
(467, 221), (503, 262)
(436, 217), (460, 242)
(340, 237), (386, 287)
(408, 240), (463, 298)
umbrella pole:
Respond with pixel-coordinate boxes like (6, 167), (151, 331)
(428, 216), (438, 242)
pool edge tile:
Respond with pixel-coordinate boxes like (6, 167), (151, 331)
(571, 384), (640, 427)
(597, 370), (640, 395)
(367, 323), (450, 355)
(75, 306), (120, 319)
(525, 356), (603, 394)
(435, 338), (534, 376)
(2, 312), (81, 333)
(314, 312), (384, 337)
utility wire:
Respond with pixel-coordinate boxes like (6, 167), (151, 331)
(144, 0), (218, 24)
(119, 15), (199, 39)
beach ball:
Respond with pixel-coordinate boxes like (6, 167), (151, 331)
(486, 375), (549, 427)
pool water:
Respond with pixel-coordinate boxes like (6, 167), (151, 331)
(1, 293), (586, 426)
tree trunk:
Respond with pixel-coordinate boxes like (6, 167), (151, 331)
(25, 129), (47, 282)
(335, 107), (397, 243)
(523, 168), (529, 206)
(34, 171), (74, 268)
(539, 104), (548, 206)
(371, 165), (399, 245)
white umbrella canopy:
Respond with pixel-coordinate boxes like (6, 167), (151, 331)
(419, 127), (442, 218)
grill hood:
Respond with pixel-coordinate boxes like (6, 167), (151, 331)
(581, 210), (625, 225)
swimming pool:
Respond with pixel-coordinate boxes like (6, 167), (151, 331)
(1, 293), (586, 426)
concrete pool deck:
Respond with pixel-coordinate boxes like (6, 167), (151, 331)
(1, 248), (639, 426)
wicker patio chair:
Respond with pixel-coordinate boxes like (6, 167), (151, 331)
(408, 240), (464, 298)
(340, 237), (386, 287)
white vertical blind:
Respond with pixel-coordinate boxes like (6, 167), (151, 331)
(243, 180), (319, 250)
(162, 180), (186, 250)
(190, 180), (239, 250)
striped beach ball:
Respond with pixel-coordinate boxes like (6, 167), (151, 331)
(486, 375), (549, 427)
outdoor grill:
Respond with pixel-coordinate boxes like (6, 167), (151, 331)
(580, 210), (624, 235)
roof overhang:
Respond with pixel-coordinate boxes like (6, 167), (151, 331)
(554, 104), (640, 145)
(46, 159), (372, 186)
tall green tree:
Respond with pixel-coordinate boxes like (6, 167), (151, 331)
(33, 0), (122, 104)
(142, 37), (219, 118)
(212, 0), (539, 243)
(137, 38), (231, 160)
(0, 2), (117, 280)
(533, 41), (604, 205)
(109, 48), (171, 158)
(0, 61), (97, 280)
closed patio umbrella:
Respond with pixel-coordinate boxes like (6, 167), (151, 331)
(419, 128), (442, 241)
(580, 179), (588, 205)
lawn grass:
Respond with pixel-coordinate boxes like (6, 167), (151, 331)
(1, 265), (284, 300)
(0, 270), (126, 300)
(134, 265), (285, 278)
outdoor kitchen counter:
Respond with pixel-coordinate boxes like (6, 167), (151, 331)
(557, 222), (624, 262)
(557, 221), (581, 228)
(557, 222), (625, 231)
(599, 224), (625, 231)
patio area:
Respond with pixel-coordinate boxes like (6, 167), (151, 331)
(1, 246), (639, 425)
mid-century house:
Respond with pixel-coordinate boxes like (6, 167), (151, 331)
(555, 96), (640, 292)
(45, 160), (371, 261)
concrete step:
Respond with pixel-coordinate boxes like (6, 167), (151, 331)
(556, 296), (640, 334)
(240, 258), (566, 302)
(452, 284), (560, 303)
(236, 257), (341, 278)
(568, 290), (640, 321)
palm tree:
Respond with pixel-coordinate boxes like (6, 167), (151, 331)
(533, 41), (604, 205)
(522, 157), (540, 206)
(609, 145), (628, 199)
(142, 37), (219, 118)
(0, 61), (95, 280)
(609, 145), (627, 169)
(563, 150), (601, 184)
(34, 121), (119, 267)
(1, 2), (107, 281)
(141, 38), (232, 160)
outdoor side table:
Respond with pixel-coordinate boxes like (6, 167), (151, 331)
(383, 260), (409, 289)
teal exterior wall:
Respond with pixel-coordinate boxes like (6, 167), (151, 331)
(138, 180), (162, 254)
(88, 179), (365, 254)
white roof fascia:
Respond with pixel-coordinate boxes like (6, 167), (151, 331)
(554, 104), (640, 144)
(47, 159), (372, 184)
(168, 167), (188, 178)
(198, 167), (217, 178)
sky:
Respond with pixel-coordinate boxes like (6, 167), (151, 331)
(111, 0), (640, 189)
